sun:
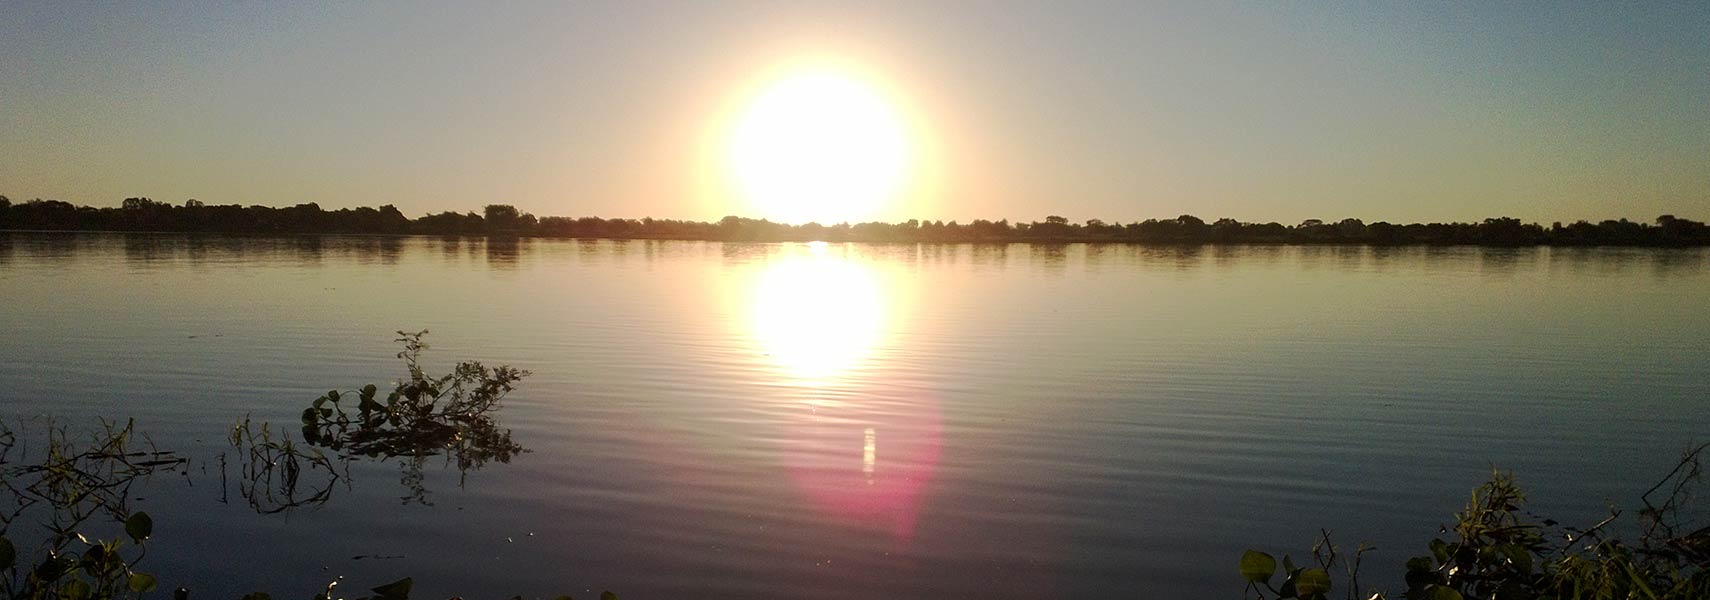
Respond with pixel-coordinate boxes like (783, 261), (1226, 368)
(725, 66), (913, 225)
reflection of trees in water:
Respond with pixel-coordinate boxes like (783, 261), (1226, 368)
(1649, 248), (1707, 279)
(1029, 243), (1068, 276)
(484, 237), (521, 268)
(227, 331), (528, 510)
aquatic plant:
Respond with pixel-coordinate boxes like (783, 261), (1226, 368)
(295, 330), (527, 505)
(1241, 443), (1710, 600)
(226, 418), (348, 514)
(0, 419), (183, 600)
(0, 342), (610, 600)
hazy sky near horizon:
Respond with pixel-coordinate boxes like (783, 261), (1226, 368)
(3, 1), (1707, 224)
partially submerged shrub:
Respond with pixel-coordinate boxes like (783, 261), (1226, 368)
(294, 330), (528, 505)
(299, 330), (527, 469)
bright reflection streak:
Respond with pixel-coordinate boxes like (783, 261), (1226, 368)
(862, 427), (876, 484)
(747, 244), (887, 384)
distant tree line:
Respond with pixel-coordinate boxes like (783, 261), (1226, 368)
(3, 195), (1708, 246)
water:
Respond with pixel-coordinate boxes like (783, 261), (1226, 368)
(1, 233), (1707, 598)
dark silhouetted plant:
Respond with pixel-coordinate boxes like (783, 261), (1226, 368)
(0, 419), (183, 600)
(1242, 444), (1710, 600)
(295, 330), (528, 505)
(225, 418), (348, 514)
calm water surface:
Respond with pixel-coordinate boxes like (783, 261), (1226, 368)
(1, 233), (1707, 598)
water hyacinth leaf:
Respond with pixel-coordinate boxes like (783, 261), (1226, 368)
(1283, 554), (1296, 574)
(1429, 538), (1450, 563)
(126, 512), (154, 541)
(62, 579), (93, 600)
(81, 544), (108, 575)
(0, 536), (13, 570)
(1295, 567), (1331, 596)
(553, 596), (575, 600)
(1426, 586), (1464, 600)
(131, 572), (160, 593)
(1239, 550), (1277, 584)
(600, 592), (619, 600)
(1499, 544), (1532, 574)
(34, 556), (73, 582)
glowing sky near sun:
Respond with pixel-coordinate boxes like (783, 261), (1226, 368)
(1, 2), (1707, 224)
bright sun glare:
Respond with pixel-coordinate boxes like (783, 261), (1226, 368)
(747, 243), (887, 384)
(727, 67), (912, 225)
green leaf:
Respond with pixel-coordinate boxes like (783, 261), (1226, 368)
(370, 577), (413, 600)
(327, 390), (340, 402)
(553, 596), (576, 600)
(1499, 543), (1533, 574)
(0, 536), (13, 571)
(130, 573), (160, 593)
(361, 384), (378, 400)
(1295, 567), (1331, 596)
(1239, 550), (1277, 584)
(126, 512), (154, 541)
(61, 578), (92, 600)
(1426, 585), (1464, 600)
(35, 555), (73, 582)
(1406, 556), (1435, 574)
(80, 545), (108, 576)
(599, 592), (619, 600)
(1429, 538), (1451, 563)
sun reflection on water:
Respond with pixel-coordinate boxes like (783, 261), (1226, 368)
(730, 243), (942, 541)
(746, 243), (889, 385)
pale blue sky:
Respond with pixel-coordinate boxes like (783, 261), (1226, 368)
(2, 1), (1706, 223)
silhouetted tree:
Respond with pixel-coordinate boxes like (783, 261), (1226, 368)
(1, 195), (1706, 246)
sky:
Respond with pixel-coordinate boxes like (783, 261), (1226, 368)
(2, 1), (1707, 225)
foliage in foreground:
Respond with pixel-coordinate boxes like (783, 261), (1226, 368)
(0, 420), (181, 600)
(1242, 445), (1710, 600)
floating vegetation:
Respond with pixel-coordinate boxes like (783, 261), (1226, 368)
(225, 418), (348, 514)
(296, 330), (528, 505)
(219, 330), (529, 509)
(0, 419), (182, 600)
(0, 336), (615, 599)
